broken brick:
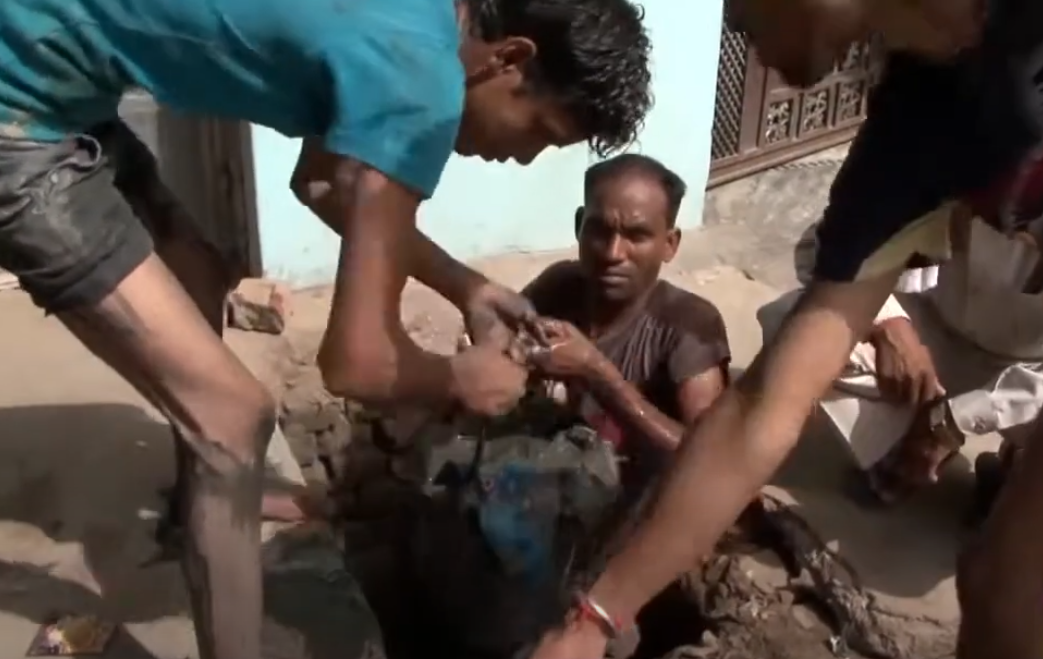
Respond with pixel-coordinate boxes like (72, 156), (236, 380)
(227, 278), (290, 334)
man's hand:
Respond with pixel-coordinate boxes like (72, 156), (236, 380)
(527, 319), (601, 380)
(462, 280), (540, 351)
(449, 344), (528, 416)
(869, 317), (944, 406)
(868, 399), (963, 503)
(530, 618), (608, 659)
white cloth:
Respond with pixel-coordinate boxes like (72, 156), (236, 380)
(762, 218), (1043, 469)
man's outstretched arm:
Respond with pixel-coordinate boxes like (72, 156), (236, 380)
(585, 272), (899, 626)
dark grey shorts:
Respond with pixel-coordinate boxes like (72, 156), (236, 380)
(0, 120), (168, 311)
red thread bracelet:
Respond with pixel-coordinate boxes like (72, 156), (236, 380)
(573, 591), (624, 640)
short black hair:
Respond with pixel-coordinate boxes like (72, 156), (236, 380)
(584, 153), (687, 226)
(464, 0), (653, 157)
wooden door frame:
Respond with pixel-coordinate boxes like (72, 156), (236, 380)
(154, 108), (264, 281)
(199, 118), (263, 280)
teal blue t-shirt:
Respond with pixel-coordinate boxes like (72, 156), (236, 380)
(0, 0), (464, 197)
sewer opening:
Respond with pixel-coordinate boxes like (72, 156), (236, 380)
(281, 397), (894, 659)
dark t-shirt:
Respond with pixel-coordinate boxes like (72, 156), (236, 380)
(524, 261), (731, 485)
(814, 0), (1043, 281)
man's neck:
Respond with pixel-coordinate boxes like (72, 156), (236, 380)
(583, 282), (659, 339)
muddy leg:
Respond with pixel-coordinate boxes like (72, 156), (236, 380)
(59, 251), (270, 659)
(104, 121), (308, 541)
(0, 124), (269, 659)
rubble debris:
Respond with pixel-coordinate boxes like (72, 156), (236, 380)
(27, 615), (117, 656)
(279, 369), (369, 485)
(755, 494), (901, 659)
(634, 492), (911, 659)
(226, 278), (290, 334)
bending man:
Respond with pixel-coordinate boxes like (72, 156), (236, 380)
(0, 0), (652, 655)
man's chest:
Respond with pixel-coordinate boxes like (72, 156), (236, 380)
(577, 322), (677, 443)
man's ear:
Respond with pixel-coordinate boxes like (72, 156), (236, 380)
(494, 37), (537, 71)
(574, 207), (585, 238)
(663, 227), (681, 263)
(466, 37), (537, 87)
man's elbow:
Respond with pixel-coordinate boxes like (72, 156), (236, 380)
(291, 176), (325, 209)
(316, 342), (396, 403)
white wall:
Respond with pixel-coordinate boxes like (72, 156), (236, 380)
(251, 0), (724, 287)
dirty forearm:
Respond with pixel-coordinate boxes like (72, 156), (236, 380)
(583, 277), (890, 626)
(583, 356), (684, 451)
(410, 230), (489, 309)
(585, 370), (809, 624)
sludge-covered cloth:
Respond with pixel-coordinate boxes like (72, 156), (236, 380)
(261, 524), (388, 659)
(407, 422), (623, 659)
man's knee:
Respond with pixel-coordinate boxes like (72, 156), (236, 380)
(956, 512), (1043, 654)
(956, 544), (1033, 658)
(180, 383), (276, 475)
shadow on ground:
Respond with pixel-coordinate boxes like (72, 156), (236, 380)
(0, 404), (189, 657)
(0, 560), (164, 658)
(726, 362), (970, 621)
(771, 414), (974, 604)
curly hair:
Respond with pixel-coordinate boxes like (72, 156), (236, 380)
(463, 0), (653, 157)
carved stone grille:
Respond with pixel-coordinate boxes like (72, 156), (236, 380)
(708, 26), (882, 187)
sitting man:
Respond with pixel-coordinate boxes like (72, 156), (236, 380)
(758, 212), (1043, 511)
(405, 153), (732, 659)
(525, 153), (730, 496)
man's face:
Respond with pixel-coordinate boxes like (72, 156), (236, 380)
(729, 0), (869, 88)
(456, 38), (584, 164)
(577, 173), (680, 304)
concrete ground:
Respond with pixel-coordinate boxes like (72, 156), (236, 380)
(0, 154), (986, 656)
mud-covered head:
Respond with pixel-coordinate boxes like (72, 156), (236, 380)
(455, 0), (652, 164)
(726, 0), (984, 88)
